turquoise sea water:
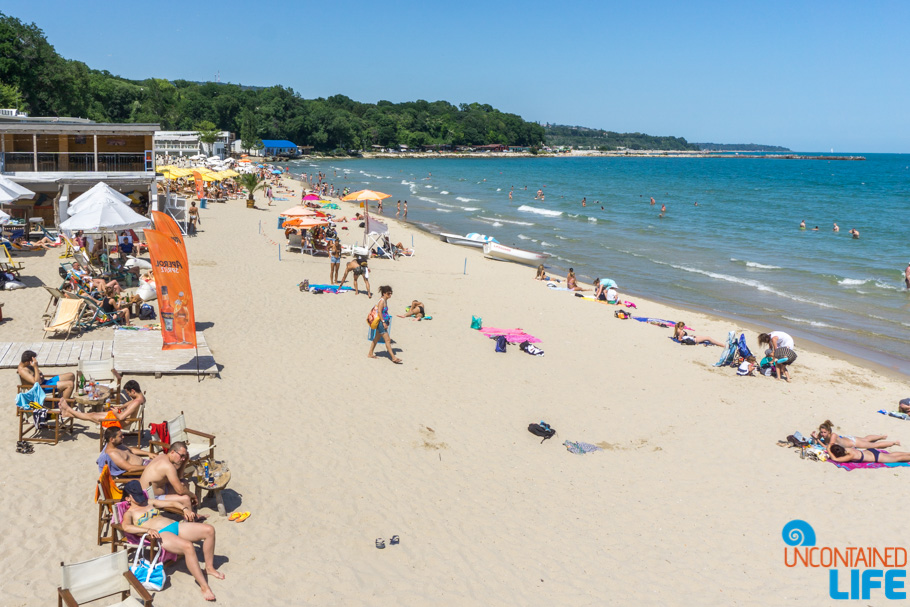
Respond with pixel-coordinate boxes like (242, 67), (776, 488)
(288, 155), (910, 374)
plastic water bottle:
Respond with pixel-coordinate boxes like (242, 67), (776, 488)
(203, 462), (211, 485)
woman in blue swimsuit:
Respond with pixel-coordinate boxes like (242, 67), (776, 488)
(120, 480), (223, 601)
(828, 443), (910, 465)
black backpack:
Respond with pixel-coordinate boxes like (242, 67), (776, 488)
(528, 421), (556, 443)
(495, 335), (507, 353)
(138, 303), (156, 320)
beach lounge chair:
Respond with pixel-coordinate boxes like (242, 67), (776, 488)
(111, 499), (179, 566)
(149, 411), (215, 461)
(713, 331), (738, 367)
(286, 232), (302, 252)
(43, 297), (85, 340)
(44, 284), (67, 315)
(17, 395), (75, 446)
(0, 243), (24, 276)
(57, 550), (153, 607)
(74, 294), (124, 331)
(95, 464), (125, 546)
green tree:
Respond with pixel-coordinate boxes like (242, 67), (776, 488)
(194, 120), (220, 156)
(239, 108), (261, 153)
(0, 80), (22, 109)
(238, 172), (265, 204)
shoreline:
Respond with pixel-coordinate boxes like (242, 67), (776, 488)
(298, 151), (866, 161)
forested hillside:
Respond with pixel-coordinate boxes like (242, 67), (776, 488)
(543, 125), (697, 151)
(0, 12), (545, 152)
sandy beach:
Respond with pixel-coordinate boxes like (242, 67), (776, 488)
(2, 175), (909, 606)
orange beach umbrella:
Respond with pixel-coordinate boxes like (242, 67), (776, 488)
(283, 217), (329, 228)
(341, 189), (391, 202)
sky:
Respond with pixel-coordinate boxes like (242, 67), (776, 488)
(4, 0), (909, 152)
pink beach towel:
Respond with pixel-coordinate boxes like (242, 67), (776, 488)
(479, 327), (542, 344)
(828, 452), (910, 471)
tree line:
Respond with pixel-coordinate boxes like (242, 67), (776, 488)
(544, 124), (698, 151)
(0, 12), (545, 153)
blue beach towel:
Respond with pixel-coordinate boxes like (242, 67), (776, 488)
(713, 331), (737, 367)
(563, 441), (602, 454)
(16, 383), (46, 410)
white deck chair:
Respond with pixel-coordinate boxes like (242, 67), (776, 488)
(152, 411), (215, 460)
(78, 357), (121, 396)
(286, 232), (302, 252)
(58, 550), (153, 607)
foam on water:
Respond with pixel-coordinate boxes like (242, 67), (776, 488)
(440, 190), (450, 194)
(456, 197), (478, 203)
(477, 216), (533, 226)
(517, 205), (563, 217)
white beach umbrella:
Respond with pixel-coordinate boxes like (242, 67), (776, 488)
(0, 176), (35, 205)
(0, 209), (10, 225)
(208, 156), (221, 161)
(69, 182), (132, 215)
(59, 200), (150, 232)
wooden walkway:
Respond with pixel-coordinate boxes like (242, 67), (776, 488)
(0, 331), (218, 377)
(113, 330), (218, 377)
(0, 340), (113, 369)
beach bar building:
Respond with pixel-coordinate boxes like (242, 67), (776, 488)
(0, 115), (159, 228)
(257, 139), (299, 157)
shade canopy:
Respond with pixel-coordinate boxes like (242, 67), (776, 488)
(60, 200), (150, 232)
(341, 189), (391, 202)
(302, 194), (321, 201)
(68, 182), (133, 215)
(279, 205), (323, 218)
(283, 217), (329, 229)
(0, 176), (36, 205)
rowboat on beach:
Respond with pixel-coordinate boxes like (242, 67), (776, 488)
(483, 241), (551, 265)
(438, 232), (498, 248)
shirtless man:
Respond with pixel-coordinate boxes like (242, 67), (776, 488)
(17, 350), (75, 399)
(833, 222), (839, 232)
(139, 441), (197, 514)
(98, 426), (154, 476)
(849, 228), (859, 239)
(66, 378), (146, 426)
(905, 263), (910, 290)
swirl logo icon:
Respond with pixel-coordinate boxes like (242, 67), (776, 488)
(782, 520), (816, 547)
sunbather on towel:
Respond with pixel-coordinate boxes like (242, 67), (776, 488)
(827, 443), (910, 464)
(398, 300), (426, 320)
(673, 322), (724, 347)
(139, 441), (197, 513)
(120, 480), (223, 601)
(17, 350), (75, 400)
(535, 264), (551, 281)
(100, 426), (154, 475)
(566, 268), (587, 291)
(812, 420), (900, 449)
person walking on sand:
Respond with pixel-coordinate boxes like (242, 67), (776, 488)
(368, 286), (402, 364)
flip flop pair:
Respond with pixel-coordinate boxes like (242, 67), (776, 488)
(228, 511), (251, 522)
(375, 535), (400, 549)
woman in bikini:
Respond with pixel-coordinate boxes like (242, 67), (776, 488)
(535, 265), (550, 281)
(827, 443), (910, 465)
(812, 419), (899, 449)
(566, 268), (586, 291)
(672, 321), (724, 347)
(368, 286), (402, 363)
(398, 300), (426, 320)
(328, 240), (342, 285)
(120, 480), (223, 601)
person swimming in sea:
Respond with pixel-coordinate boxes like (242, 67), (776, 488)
(833, 222), (840, 232)
(849, 228), (859, 239)
(799, 220), (806, 229)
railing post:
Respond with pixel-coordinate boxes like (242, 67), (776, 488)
(32, 134), (38, 171)
(93, 135), (98, 171)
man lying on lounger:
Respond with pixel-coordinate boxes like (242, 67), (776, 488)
(139, 441), (198, 515)
(99, 426), (154, 476)
(17, 350), (75, 399)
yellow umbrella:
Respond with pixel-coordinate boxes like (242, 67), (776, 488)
(223, 169), (240, 177)
(341, 189), (391, 202)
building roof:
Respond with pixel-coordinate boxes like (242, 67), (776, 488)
(0, 116), (159, 135)
(261, 139), (297, 148)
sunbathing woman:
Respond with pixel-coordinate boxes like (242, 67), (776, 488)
(566, 268), (587, 291)
(672, 321), (724, 346)
(827, 442), (910, 465)
(535, 264), (550, 281)
(120, 480), (223, 601)
(398, 300), (426, 320)
(812, 420), (900, 449)
(14, 235), (57, 250)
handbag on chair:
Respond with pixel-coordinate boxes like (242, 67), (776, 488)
(130, 534), (167, 591)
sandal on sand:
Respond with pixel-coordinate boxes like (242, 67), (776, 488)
(390, 535), (399, 545)
(228, 512), (242, 521)
(16, 441), (33, 454)
(375, 538), (385, 549)
(235, 512), (251, 523)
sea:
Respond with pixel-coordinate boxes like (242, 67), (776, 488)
(284, 154), (910, 375)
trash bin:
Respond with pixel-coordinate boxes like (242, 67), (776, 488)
(200, 198), (207, 209)
(277, 217), (285, 229)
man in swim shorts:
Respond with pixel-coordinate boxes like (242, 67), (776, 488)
(338, 255), (371, 297)
(65, 378), (146, 426)
(17, 350), (75, 399)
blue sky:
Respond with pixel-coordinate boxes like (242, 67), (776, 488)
(5, 1), (909, 152)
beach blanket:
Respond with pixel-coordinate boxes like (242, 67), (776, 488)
(632, 316), (691, 330)
(563, 441), (602, 454)
(828, 452), (910, 471)
(546, 284), (573, 291)
(878, 410), (910, 421)
(308, 284), (353, 294)
(273, 197), (289, 201)
(479, 327), (541, 344)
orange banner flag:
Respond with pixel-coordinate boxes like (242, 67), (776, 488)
(151, 211), (185, 249)
(193, 171), (205, 199)
(145, 228), (196, 350)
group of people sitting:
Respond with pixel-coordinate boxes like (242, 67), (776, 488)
(64, 262), (141, 324)
(17, 351), (224, 601)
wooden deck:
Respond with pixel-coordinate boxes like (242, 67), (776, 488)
(0, 340), (113, 368)
(0, 331), (218, 377)
(113, 330), (218, 377)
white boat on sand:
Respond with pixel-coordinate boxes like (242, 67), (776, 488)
(439, 232), (498, 248)
(483, 241), (550, 265)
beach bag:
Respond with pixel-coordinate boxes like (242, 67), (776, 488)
(495, 336), (508, 353)
(470, 315), (482, 330)
(528, 421), (556, 443)
(366, 306), (381, 329)
(130, 534), (167, 591)
(614, 310), (630, 319)
(138, 304), (156, 320)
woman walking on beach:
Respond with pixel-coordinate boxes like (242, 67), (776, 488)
(328, 240), (341, 285)
(368, 286), (402, 364)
